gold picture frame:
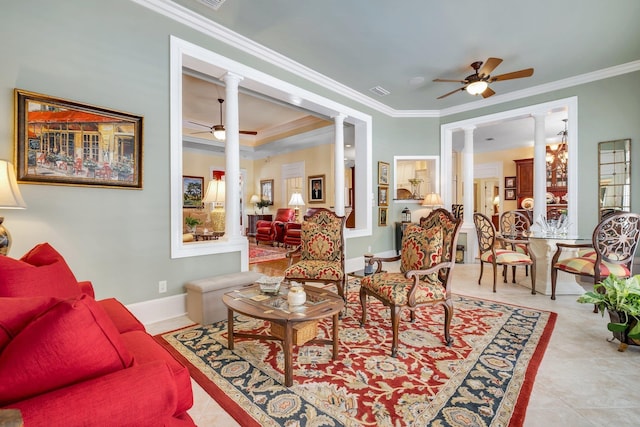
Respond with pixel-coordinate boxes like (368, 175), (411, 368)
(260, 179), (274, 205)
(378, 161), (389, 185)
(15, 89), (143, 188)
(378, 207), (388, 226)
(378, 185), (389, 206)
(308, 174), (325, 203)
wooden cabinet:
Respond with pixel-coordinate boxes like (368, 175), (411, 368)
(514, 157), (567, 213)
(247, 214), (272, 237)
(514, 158), (534, 200)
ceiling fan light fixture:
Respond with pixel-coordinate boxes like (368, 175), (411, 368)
(212, 125), (226, 140)
(466, 81), (488, 96)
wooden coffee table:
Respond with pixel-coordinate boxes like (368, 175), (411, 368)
(223, 283), (344, 387)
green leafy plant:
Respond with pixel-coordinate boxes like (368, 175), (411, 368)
(256, 199), (270, 213)
(577, 274), (640, 339)
(184, 216), (201, 230)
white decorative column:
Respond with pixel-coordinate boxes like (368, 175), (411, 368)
(333, 114), (346, 217)
(532, 113), (547, 224)
(222, 72), (243, 240)
(462, 126), (477, 263)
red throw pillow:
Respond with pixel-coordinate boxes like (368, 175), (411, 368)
(0, 296), (59, 352)
(0, 294), (134, 405)
(0, 256), (80, 299)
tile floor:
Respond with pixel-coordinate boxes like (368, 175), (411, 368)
(147, 263), (640, 427)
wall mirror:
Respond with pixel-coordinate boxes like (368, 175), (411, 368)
(598, 138), (631, 219)
(393, 156), (439, 203)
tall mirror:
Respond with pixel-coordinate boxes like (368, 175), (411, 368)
(598, 139), (631, 219)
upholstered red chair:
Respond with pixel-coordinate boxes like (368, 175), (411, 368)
(283, 222), (302, 247)
(255, 208), (296, 245)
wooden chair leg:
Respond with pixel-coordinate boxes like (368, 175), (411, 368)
(390, 305), (401, 357)
(359, 287), (368, 325)
(443, 300), (453, 346)
(550, 266), (558, 300)
(478, 261), (484, 285)
(511, 265), (516, 283)
(492, 263), (498, 293)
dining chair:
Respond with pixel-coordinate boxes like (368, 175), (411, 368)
(359, 208), (462, 357)
(551, 212), (640, 303)
(473, 212), (536, 294)
(284, 208), (346, 301)
(499, 210), (532, 280)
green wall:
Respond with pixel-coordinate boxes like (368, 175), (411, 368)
(1, 1), (638, 304)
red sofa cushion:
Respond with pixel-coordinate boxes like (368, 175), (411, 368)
(0, 296), (59, 352)
(0, 294), (133, 405)
(0, 256), (80, 299)
(121, 331), (193, 414)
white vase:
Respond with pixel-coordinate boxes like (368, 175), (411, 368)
(287, 285), (306, 306)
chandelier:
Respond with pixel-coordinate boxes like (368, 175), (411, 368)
(546, 119), (568, 174)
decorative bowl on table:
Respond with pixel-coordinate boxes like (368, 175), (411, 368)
(257, 276), (283, 295)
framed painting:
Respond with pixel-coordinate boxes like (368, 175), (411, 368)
(378, 161), (389, 185)
(378, 185), (389, 206)
(505, 188), (516, 200)
(308, 174), (325, 203)
(378, 207), (388, 226)
(183, 176), (204, 208)
(260, 179), (274, 206)
(14, 89), (143, 188)
(504, 176), (516, 189)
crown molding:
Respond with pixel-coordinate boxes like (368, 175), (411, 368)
(132, 0), (640, 120)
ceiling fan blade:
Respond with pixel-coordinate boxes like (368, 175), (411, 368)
(433, 78), (466, 83)
(240, 130), (258, 135)
(491, 68), (534, 81)
(190, 131), (212, 135)
(188, 121), (212, 128)
(437, 87), (465, 99)
(478, 57), (503, 77)
(481, 87), (496, 98)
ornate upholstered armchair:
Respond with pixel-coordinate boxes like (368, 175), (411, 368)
(255, 208), (296, 246)
(284, 208), (346, 301)
(359, 208), (462, 357)
(473, 212), (536, 294)
(551, 212), (640, 301)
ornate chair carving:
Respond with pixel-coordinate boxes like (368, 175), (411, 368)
(255, 208), (295, 246)
(284, 208), (346, 301)
(473, 212), (536, 294)
(359, 208), (462, 357)
(551, 212), (640, 301)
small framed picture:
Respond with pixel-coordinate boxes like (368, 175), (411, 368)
(505, 188), (516, 200)
(260, 179), (274, 205)
(505, 176), (516, 189)
(378, 161), (389, 185)
(308, 174), (325, 203)
(183, 176), (204, 208)
(378, 207), (388, 226)
(378, 185), (389, 206)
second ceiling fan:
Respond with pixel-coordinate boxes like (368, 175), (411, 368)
(190, 98), (258, 140)
(434, 57), (534, 99)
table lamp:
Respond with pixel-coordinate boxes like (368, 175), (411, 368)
(0, 160), (27, 256)
(203, 176), (225, 234)
(421, 192), (443, 209)
(288, 192), (305, 222)
(249, 194), (260, 213)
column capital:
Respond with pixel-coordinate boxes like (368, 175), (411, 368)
(331, 113), (347, 121)
(222, 72), (244, 85)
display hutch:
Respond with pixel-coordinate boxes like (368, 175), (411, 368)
(514, 147), (568, 216)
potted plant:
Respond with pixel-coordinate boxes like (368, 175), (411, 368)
(184, 216), (201, 234)
(256, 199), (270, 214)
(577, 274), (640, 351)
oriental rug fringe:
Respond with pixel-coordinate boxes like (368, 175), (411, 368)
(156, 288), (555, 427)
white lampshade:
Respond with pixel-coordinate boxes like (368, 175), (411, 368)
(288, 192), (305, 207)
(466, 81), (488, 96)
(421, 192), (443, 207)
(0, 160), (26, 209)
(249, 194), (260, 204)
(203, 179), (225, 204)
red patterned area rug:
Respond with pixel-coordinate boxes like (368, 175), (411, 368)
(249, 242), (288, 264)
(156, 288), (556, 427)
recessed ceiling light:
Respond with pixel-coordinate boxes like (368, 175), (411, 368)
(409, 76), (425, 86)
(345, 144), (352, 148)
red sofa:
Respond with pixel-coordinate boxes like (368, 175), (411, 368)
(255, 208), (295, 246)
(0, 243), (195, 427)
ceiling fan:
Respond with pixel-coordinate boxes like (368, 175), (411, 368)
(189, 98), (258, 140)
(434, 57), (534, 99)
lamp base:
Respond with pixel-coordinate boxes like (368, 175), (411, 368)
(0, 217), (11, 256)
(210, 208), (225, 233)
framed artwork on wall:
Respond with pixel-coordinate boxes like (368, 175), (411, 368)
(378, 185), (389, 206)
(183, 176), (204, 208)
(15, 89), (143, 189)
(308, 174), (325, 203)
(378, 207), (388, 226)
(505, 176), (516, 188)
(505, 188), (516, 200)
(260, 179), (274, 205)
(378, 161), (389, 185)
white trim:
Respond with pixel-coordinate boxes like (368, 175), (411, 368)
(133, 0), (640, 119)
(127, 293), (187, 326)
